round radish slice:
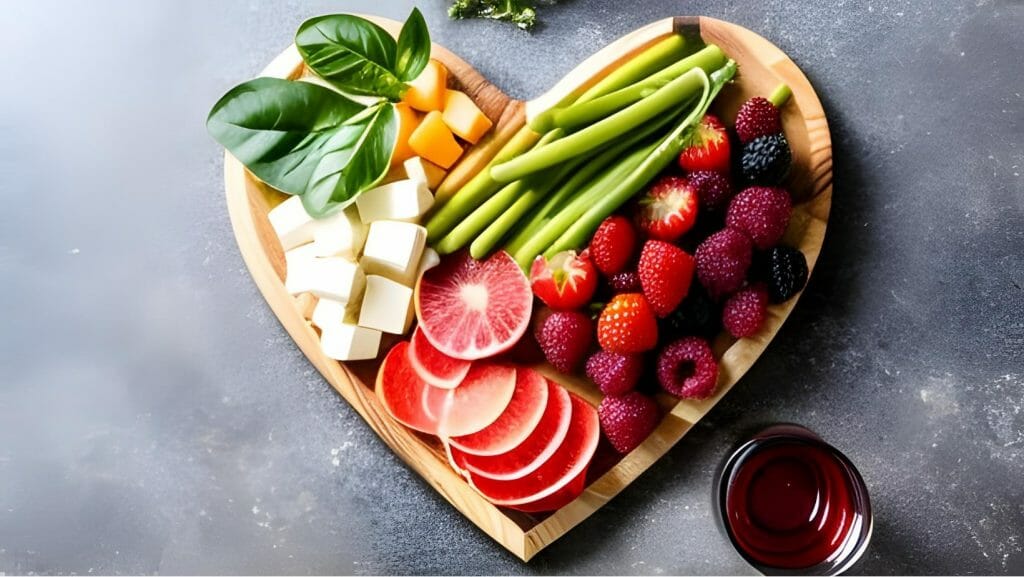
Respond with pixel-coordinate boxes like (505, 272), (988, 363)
(408, 326), (471, 389)
(465, 393), (598, 507)
(508, 467), (588, 513)
(438, 363), (517, 437)
(449, 367), (549, 456)
(376, 342), (451, 435)
(449, 380), (572, 481)
(416, 251), (532, 361)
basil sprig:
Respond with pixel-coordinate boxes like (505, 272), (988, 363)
(207, 8), (431, 217)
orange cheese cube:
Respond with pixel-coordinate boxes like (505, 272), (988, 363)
(442, 90), (493, 144)
(391, 102), (422, 165)
(403, 60), (448, 112)
(408, 111), (463, 169)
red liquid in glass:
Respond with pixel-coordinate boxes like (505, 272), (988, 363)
(719, 427), (870, 573)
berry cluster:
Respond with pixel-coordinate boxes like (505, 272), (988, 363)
(527, 89), (811, 456)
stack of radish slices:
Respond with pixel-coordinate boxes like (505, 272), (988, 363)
(376, 251), (599, 512)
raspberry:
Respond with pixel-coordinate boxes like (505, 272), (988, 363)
(656, 337), (719, 399)
(688, 170), (734, 212)
(695, 228), (753, 299)
(607, 270), (641, 294)
(598, 392), (661, 454)
(597, 293), (659, 354)
(767, 246), (808, 303)
(735, 96), (782, 143)
(638, 240), (695, 317)
(585, 350), (644, 396)
(722, 283), (769, 338)
(660, 283), (721, 341)
(741, 133), (792, 185)
(726, 186), (792, 250)
(535, 310), (593, 373)
(589, 215), (637, 276)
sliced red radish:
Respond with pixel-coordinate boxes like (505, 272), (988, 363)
(408, 326), (471, 389)
(416, 251), (532, 361)
(449, 367), (549, 456)
(438, 362), (517, 437)
(508, 467), (588, 513)
(376, 342), (450, 435)
(449, 380), (572, 481)
(465, 393), (598, 507)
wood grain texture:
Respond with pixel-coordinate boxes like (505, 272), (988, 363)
(223, 15), (832, 561)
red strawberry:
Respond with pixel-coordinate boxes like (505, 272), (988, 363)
(636, 176), (699, 242)
(678, 114), (731, 172)
(589, 216), (637, 276)
(597, 293), (659, 354)
(534, 310), (593, 373)
(529, 250), (598, 311)
(598, 392), (661, 454)
(638, 240), (695, 317)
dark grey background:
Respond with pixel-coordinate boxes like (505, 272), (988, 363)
(1, 0), (1021, 574)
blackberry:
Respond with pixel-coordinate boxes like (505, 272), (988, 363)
(741, 133), (792, 185)
(688, 170), (734, 212)
(766, 245), (808, 303)
(660, 284), (721, 341)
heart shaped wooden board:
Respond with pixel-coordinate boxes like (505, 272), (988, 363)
(224, 15), (831, 561)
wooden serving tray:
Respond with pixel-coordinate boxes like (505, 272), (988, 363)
(223, 15), (832, 561)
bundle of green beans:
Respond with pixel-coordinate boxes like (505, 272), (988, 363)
(424, 32), (737, 267)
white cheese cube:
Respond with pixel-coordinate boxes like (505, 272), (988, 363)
(359, 221), (426, 286)
(355, 179), (433, 224)
(319, 323), (382, 361)
(310, 206), (366, 259)
(311, 297), (360, 330)
(358, 275), (414, 335)
(269, 195), (316, 250)
(417, 247), (440, 279)
(285, 253), (365, 303)
(403, 156), (446, 191)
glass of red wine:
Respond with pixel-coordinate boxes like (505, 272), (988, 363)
(716, 424), (873, 575)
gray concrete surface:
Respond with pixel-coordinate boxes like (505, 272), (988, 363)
(1, 0), (1022, 574)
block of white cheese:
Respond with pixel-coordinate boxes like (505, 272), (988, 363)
(355, 179), (433, 224)
(310, 205), (366, 260)
(359, 221), (426, 286)
(417, 247), (440, 280)
(319, 323), (382, 361)
(269, 195), (316, 250)
(403, 156), (447, 191)
(285, 250), (365, 303)
(358, 275), (414, 335)
(311, 297), (360, 330)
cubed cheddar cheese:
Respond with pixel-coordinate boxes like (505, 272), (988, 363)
(285, 250), (366, 304)
(403, 156), (447, 191)
(359, 220), (427, 286)
(391, 102), (422, 166)
(408, 111), (463, 169)
(269, 195), (315, 250)
(403, 59), (448, 112)
(358, 275), (414, 335)
(442, 89), (493, 144)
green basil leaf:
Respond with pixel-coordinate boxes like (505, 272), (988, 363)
(297, 14), (406, 101)
(395, 7), (431, 82)
(303, 102), (397, 216)
(206, 77), (396, 217)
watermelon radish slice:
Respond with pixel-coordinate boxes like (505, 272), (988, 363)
(416, 251), (532, 361)
(438, 362), (517, 437)
(465, 393), (599, 507)
(449, 380), (572, 481)
(508, 467), (588, 513)
(408, 326), (471, 389)
(376, 342), (451, 435)
(449, 367), (549, 456)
